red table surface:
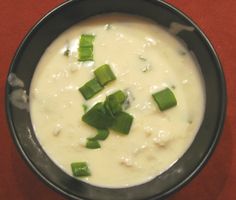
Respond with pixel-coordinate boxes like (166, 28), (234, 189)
(0, 0), (235, 200)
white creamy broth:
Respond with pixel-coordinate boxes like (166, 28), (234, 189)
(30, 14), (205, 187)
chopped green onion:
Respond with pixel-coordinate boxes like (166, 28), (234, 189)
(94, 64), (116, 86)
(79, 47), (93, 61)
(82, 102), (114, 129)
(105, 97), (122, 115)
(86, 139), (101, 149)
(109, 90), (126, 104)
(111, 112), (133, 134)
(79, 78), (103, 100)
(79, 34), (95, 61)
(152, 88), (177, 111)
(104, 99), (115, 118)
(80, 34), (95, 47)
(82, 104), (88, 113)
(71, 162), (91, 177)
(89, 129), (109, 140)
(104, 90), (126, 115)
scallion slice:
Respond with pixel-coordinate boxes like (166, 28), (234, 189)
(104, 90), (126, 115)
(111, 112), (133, 134)
(82, 102), (114, 129)
(79, 47), (93, 61)
(109, 90), (126, 104)
(86, 139), (101, 149)
(80, 34), (95, 47)
(94, 64), (116, 86)
(152, 88), (177, 111)
(79, 78), (103, 100)
(71, 162), (91, 177)
(79, 34), (95, 61)
(89, 129), (109, 140)
(82, 104), (88, 113)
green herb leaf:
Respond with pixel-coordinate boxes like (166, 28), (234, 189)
(79, 78), (103, 100)
(79, 46), (94, 61)
(89, 129), (109, 140)
(82, 104), (88, 113)
(86, 139), (101, 149)
(152, 88), (177, 111)
(104, 90), (126, 116)
(94, 64), (116, 86)
(82, 102), (114, 129)
(71, 162), (91, 177)
(79, 34), (95, 61)
(111, 112), (133, 134)
(79, 34), (95, 47)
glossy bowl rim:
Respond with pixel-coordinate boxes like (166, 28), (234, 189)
(5, 0), (227, 199)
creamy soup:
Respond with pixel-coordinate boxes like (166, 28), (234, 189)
(30, 14), (205, 188)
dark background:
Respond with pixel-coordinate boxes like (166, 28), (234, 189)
(0, 0), (235, 199)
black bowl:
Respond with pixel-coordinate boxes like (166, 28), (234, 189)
(5, 0), (226, 200)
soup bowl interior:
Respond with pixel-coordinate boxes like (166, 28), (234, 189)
(6, 0), (226, 200)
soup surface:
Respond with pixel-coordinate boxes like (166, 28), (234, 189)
(30, 14), (205, 187)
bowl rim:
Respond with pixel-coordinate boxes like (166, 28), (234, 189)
(5, 0), (227, 199)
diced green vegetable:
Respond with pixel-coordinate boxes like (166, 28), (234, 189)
(71, 162), (91, 177)
(82, 104), (88, 113)
(82, 102), (114, 129)
(79, 34), (95, 61)
(80, 34), (95, 47)
(109, 90), (126, 104)
(111, 112), (133, 134)
(89, 129), (109, 140)
(86, 139), (101, 149)
(104, 90), (126, 115)
(79, 78), (103, 100)
(79, 47), (94, 61)
(106, 96), (122, 116)
(152, 88), (177, 111)
(94, 64), (116, 86)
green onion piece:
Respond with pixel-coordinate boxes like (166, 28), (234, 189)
(104, 97), (121, 116)
(104, 90), (126, 115)
(79, 47), (94, 61)
(111, 112), (133, 134)
(80, 34), (95, 47)
(89, 129), (109, 140)
(104, 99), (115, 118)
(86, 139), (101, 149)
(109, 90), (126, 104)
(82, 102), (114, 129)
(152, 88), (177, 111)
(71, 162), (91, 177)
(79, 78), (103, 100)
(94, 64), (116, 86)
(79, 34), (95, 61)
(82, 104), (88, 113)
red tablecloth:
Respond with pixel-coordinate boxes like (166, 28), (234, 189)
(0, 0), (235, 199)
